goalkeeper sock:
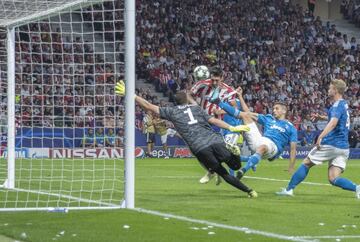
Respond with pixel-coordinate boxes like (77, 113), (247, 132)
(214, 164), (251, 193)
(242, 153), (261, 173)
(331, 177), (356, 191)
(286, 164), (309, 190)
(218, 101), (241, 118)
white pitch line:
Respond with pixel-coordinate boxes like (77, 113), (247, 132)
(244, 176), (331, 187)
(148, 175), (331, 186)
(295, 235), (360, 239)
(135, 208), (317, 242)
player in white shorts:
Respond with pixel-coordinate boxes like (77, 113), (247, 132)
(277, 79), (360, 198)
(210, 87), (298, 179)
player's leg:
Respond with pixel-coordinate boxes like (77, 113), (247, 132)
(328, 166), (357, 191)
(224, 133), (241, 176)
(327, 148), (359, 197)
(238, 144), (267, 176)
(212, 143), (255, 195)
(276, 158), (314, 196)
(146, 133), (154, 157)
(196, 146), (257, 197)
(160, 134), (169, 159)
(214, 164), (257, 197)
(199, 171), (215, 184)
(237, 137), (278, 179)
(277, 146), (327, 196)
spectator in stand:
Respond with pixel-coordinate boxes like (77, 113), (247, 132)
(81, 128), (95, 148)
(301, 126), (316, 146)
(301, 115), (316, 131)
(342, 0), (360, 27)
(143, 111), (156, 157)
(105, 128), (116, 147)
(2, 0), (359, 150)
(95, 128), (105, 147)
(153, 114), (178, 159)
(116, 128), (124, 147)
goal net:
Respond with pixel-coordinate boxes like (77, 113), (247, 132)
(0, 0), (127, 210)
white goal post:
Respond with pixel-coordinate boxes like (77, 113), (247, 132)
(0, 0), (135, 211)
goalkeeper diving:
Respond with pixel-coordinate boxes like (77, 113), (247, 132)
(115, 81), (257, 198)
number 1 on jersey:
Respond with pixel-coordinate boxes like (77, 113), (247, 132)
(184, 108), (198, 125)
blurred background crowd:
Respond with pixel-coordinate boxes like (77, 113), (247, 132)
(0, 0), (358, 148)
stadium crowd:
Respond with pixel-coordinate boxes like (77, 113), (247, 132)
(137, 0), (359, 131)
(0, 0), (359, 148)
(342, 0), (360, 27)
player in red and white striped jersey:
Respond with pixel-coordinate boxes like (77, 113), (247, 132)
(190, 67), (236, 117)
(191, 79), (236, 117)
(190, 66), (237, 184)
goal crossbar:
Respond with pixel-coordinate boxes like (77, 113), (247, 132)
(0, 0), (110, 28)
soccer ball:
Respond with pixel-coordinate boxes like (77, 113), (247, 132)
(193, 65), (210, 81)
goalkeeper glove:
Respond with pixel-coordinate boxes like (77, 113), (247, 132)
(228, 125), (250, 133)
(115, 80), (125, 96)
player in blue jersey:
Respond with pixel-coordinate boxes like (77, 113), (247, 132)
(277, 79), (360, 198)
(221, 99), (243, 176)
(210, 87), (298, 179)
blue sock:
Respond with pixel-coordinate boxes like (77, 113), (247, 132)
(218, 101), (241, 118)
(331, 177), (357, 191)
(242, 153), (261, 173)
(287, 164), (309, 190)
(240, 155), (249, 163)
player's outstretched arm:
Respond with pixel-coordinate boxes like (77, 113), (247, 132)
(310, 113), (328, 121)
(210, 97), (259, 122)
(236, 87), (250, 112)
(208, 117), (250, 132)
(115, 80), (160, 114)
(135, 95), (160, 115)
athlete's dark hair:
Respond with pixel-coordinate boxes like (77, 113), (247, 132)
(175, 91), (189, 105)
(210, 66), (223, 77)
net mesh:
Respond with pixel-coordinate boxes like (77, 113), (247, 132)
(0, 0), (125, 209)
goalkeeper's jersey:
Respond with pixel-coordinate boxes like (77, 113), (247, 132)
(159, 104), (223, 154)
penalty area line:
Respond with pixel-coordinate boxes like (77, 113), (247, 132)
(135, 208), (317, 242)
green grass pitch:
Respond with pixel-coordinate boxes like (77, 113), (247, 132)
(1, 158), (360, 241)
